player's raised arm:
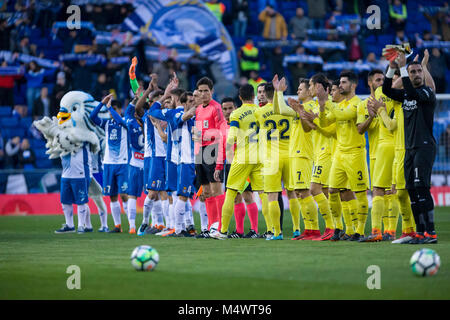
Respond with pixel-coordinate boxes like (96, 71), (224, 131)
(273, 76), (296, 117)
(106, 99), (127, 128)
(129, 56), (139, 94)
(382, 60), (405, 102)
(90, 93), (113, 129)
(421, 49), (436, 93)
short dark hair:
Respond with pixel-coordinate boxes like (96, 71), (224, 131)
(332, 79), (340, 87)
(264, 82), (274, 100)
(368, 69), (384, 80)
(170, 88), (185, 98)
(339, 70), (358, 84)
(311, 73), (329, 90)
(239, 84), (255, 101)
(299, 78), (310, 88)
(180, 91), (193, 104)
(407, 61), (422, 70)
(221, 97), (235, 105)
(111, 100), (121, 109)
(196, 77), (214, 90)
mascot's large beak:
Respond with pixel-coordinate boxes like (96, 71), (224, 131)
(57, 111), (71, 124)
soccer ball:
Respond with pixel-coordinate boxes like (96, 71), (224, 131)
(130, 245), (159, 271)
(409, 248), (440, 277)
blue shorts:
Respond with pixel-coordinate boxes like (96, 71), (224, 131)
(103, 163), (128, 196)
(128, 165), (144, 197)
(93, 172), (103, 187)
(177, 163), (196, 198)
(165, 160), (178, 192)
(145, 157), (166, 191)
(61, 178), (89, 205)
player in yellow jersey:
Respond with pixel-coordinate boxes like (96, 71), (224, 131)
(318, 71), (370, 241)
(272, 76), (321, 241)
(254, 81), (298, 240)
(213, 84), (267, 239)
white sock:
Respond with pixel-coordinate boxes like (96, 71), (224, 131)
(77, 204), (88, 229)
(168, 202), (175, 229)
(84, 205), (92, 229)
(92, 195), (108, 228)
(161, 199), (169, 227)
(110, 201), (121, 226)
(175, 198), (186, 234)
(122, 199), (128, 214)
(199, 201), (208, 232)
(62, 204), (74, 228)
(185, 200), (194, 227)
(153, 200), (164, 226)
(127, 198), (137, 229)
(143, 196), (153, 225)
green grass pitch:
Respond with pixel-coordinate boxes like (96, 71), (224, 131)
(0, 208), (449, 300)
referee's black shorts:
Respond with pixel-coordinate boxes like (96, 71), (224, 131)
(195, 144), (224, 185)
(404, 146), (436, 189)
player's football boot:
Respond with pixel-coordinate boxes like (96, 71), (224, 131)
(317, 228), (335, 241)
(302, 230), (321, 240)
(137, 223), (148, 236)
(292, 230), (301, 238)
(340, 233), (352, 241)
(97, 226), (109, 233)
(330, 228), (344, 241)
(129, 228), (136, 235)
(391, 231), (415, 244)
(405, 233), (426, 244)
(359, 232), (382, 242)
(349, 233), (362, 241)
(84, 227), (93, 233)
(382, 231), (395, 241)
(108, 225), (122, 233)
(292, 229), (311, 240)
(244, 229), (259, 239)
(260, 231), (274, 239)
(424, 232), (438, 244)
(145, 226), (161, 235)
(228, 231), (243, 238)
(54, 224), (75, 234)
(211, 231), (227, 240)
(195, 230), (211, 239)
(266, 233), (283, 240)
(187, 225), (197, 236)
(160, 228), (176, 237)
(77, 226), (85, 234)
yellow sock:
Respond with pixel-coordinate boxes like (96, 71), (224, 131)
(289, 198), (301, 232)
(348, 199), (358, 234)
(382, 195), (389, 232)
(387, 194), (400, 233)
(298, 198), (311, 230)
(314, 193), (334, 229)
(329, 192), (343, 230)
(269, 200), (281, 236)
(355, 192), (369, 235)
(304, 195), (319, 230)
(220, 189), (237, 233)
(341, 201), (354, 235)
(371, 196), (384, 232)
(259, 193), (272, 232)
(398, 189), (415, 233)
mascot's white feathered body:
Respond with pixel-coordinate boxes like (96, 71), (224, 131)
(33, 91), (108, 159)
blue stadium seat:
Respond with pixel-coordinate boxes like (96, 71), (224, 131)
(21, 116), (33, 129)
(0, 116), (19, 128)
(0, 106), (12, 117)
(30, 138), (46, 149)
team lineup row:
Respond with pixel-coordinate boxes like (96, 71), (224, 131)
(49, 52), (438, 244)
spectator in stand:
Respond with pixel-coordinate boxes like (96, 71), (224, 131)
(394, 29), (409, 45)
(239, 38), (260, 79)
(92, 73), (113, 101)
(205, 0), (226, 22)
(0, 131), (4, 168)
(421, 2), (450, 41)
(18, 138), (36, 170)
(0, 17), (25, 51)
(33, 87), (56, 120)
(14, 36), (36, 56)
(25, 61), (55, 117)
(5, 136), (21, 169)
(428, 48), (447, 93)
(439, 124), (450, 161)
(258, 5), (287, 40)
(71, 60), (94, 92)
(232, 0), (249, 38)
(288, 46), (308, 94)
(289, 7), (310, 41)
(248, 70), (266, 94)
(53, 71), (70, 106)
(366, 52), (377, 62)
(63, 30), (79, 54)
(307, 0), (327, 29)
(270, 46), (285, 78)
(153, 58), (177, 88)
(388, 0), (407, 31)
(0, 60), (23, 106)
(107, 40), (124, 59)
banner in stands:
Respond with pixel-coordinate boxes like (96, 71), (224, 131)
(121, 0), (238, 81)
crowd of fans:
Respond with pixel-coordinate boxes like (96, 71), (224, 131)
(0, 0), (449, 170)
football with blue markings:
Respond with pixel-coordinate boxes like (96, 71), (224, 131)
(130, 245), (159, 271)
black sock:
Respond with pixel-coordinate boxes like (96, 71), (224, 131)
(278, 193), (284, 231)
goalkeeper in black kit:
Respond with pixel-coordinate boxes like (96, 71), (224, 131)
(382, 51), (437, 244)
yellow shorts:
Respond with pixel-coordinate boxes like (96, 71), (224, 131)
(311, 153), (332, 186)
(263, 157), (291, 192)
(372, 143), (395, 189)
(393, 149), (406, 189)
(289, 157), (313, 190)
(226, 162), (264, 192)
(329, 148), (369, 192)
(369, 158), (376, 190)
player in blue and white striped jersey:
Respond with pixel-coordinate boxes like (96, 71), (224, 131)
(90, 94), (129, 233)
